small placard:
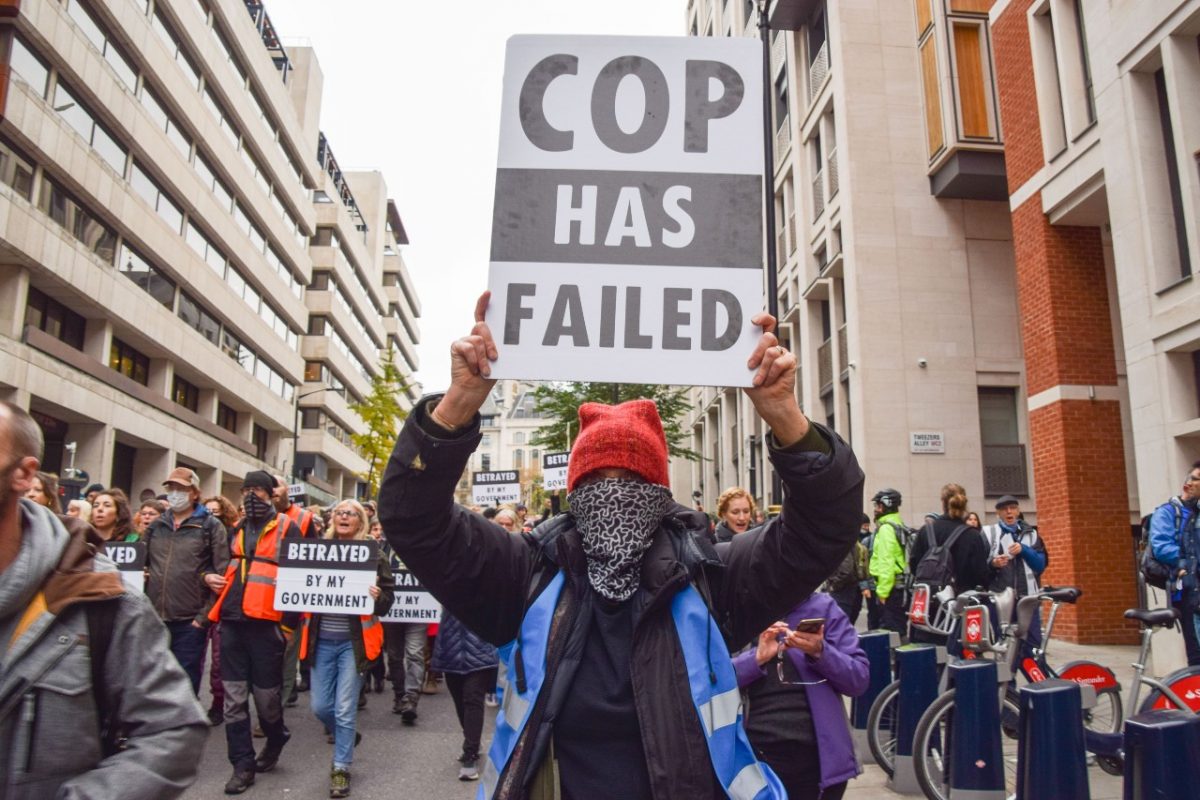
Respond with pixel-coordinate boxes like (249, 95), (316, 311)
(382, 569), (443, 623)
(472, 470), (521, 505)
(274, 537), (379, 615)
(287, 483), (305, 498)
(910, 431), (945, 454)
(542, 451), (570, 492)
(103, 541), (146, 594)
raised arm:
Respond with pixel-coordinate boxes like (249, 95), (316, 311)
(378, 293), (535, 645)
(714, 312), (865, 647)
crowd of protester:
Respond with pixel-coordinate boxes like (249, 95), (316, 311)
(5, 361), (1198, 800)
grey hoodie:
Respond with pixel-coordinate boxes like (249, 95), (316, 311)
(0, 500), (207, 800)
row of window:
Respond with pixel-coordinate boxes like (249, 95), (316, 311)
(303, 361), (360, 405)
(308, 316), (372, 382)
(313, 227), (386, 317)
(299, 409), (361, 454)
(310, 271), (380, 353)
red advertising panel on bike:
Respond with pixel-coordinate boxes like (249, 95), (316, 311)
(909, 585), (929, 626)
(964, 607), (984, 645)
(1022, 657), (1047, 683)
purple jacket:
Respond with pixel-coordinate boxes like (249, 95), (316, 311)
(733, 592), (869, 792)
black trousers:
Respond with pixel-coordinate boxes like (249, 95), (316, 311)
(831, 586), (863, 628)
(1173, 594), (1200, 666)
(866, 593), (883, 630)
(753, 738), (847, 800)
(221, 620), (288, 771)
(445, 669), (492, 760)
(880, 591), (908, 636)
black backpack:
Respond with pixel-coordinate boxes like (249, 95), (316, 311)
(1139, 509), (1179, 592)
(912, 522), (970, 595)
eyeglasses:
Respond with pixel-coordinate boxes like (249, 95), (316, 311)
(775, 650), (828, 686)
(334, 509), (357, 518)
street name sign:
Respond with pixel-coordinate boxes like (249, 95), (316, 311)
(274, 537), (379, 615)
(542, 451), (570, 491)
(910, 431), (946, 455)
(486, 35), (764, 386)
(472, 470), (521, 505)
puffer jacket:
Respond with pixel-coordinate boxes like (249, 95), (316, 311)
(143, 504), (229, 624)
(431, 612), (498, 674)
(0, 501), (207, 800)
(380, 395), (864, 800)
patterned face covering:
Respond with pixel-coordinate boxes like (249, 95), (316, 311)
(567, 478), (675, 602)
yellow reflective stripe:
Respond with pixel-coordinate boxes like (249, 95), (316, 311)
(246, 574), (276, 586)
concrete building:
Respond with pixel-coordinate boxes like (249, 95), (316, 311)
(454, 380), (553, 507)
(677, 0), (1035, 532)
(0, 0), (419, 504)
(989, 0), (1200, 644)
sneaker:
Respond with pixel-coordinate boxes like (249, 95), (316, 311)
(329, 768), (351, 798)
(254, 729), (291, 773)
(392, 695), (405, 715)
(208, 706), (224, 726)
(252, 725), (265, 739)
(224, 768), (255, 795)
(421, 675), (440, 695)
(484, 692), (498, 708)
(458, 757), (479, 781)
(285, 687), (299, 708)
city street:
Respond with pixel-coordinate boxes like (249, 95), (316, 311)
(186, 682), (486, 800)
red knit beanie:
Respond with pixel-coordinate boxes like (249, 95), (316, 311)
(567, 399), (670, 492)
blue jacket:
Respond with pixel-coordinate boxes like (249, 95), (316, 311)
(431, 611), (498, 674)
(733, 592), (869, 791)
(1149, 497), (1197, 570)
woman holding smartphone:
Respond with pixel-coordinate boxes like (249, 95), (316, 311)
(732, 593), (869, 800)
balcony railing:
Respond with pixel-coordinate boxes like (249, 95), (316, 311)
(808, 42), (829, 102)
(817, 338), (833, 392)
(982, 444), (1029, 497)
(827, 148), (839, 198)
(243, 2), (291, 83)
(812, 169), (825, 220)
(775, 118), (791, 166)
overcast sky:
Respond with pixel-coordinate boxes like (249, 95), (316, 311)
(264, 1), (686, 393)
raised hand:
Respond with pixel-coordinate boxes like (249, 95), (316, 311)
(742, 312), (809, 446)
(434, 292), (499, 429)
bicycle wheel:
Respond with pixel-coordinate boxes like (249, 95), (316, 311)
(866, 680), (901, 777)
(1138, 666), (1200, 713)
(1084, 687), (1123, 734)
(913, 688), (1021, 800)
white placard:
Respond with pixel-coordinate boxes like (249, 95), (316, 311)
(274, 537), (379, 615)
(485, 35), (764, 386)
(910, 432), (946, 455)
(472, 470), (521, 505)
(542, 451), (569, 491)
(382, 569), (443, 623)
(104, 541), (145, 594)
(287, 483), (305, 498)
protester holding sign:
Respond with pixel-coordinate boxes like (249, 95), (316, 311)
(299, 499), (394, 799)
(379, 292), (863, 800)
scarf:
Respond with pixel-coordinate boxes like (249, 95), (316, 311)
(567, 479), (674, 602)
(243, 493), (274, 524)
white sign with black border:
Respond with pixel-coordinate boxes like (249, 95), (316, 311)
(472, 470), (521, 505)
(542, 451), (570, 492)
(382, 568), (443, 623)
(910, 431), (946, 455)
(274, 537), (379, 615)
(103, 541), (145, 594)
(485, 35), (764, 387)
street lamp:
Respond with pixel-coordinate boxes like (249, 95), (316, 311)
(288, 387), (326, 483)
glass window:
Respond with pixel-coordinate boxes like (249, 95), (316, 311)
(217, 402), (238, 433)
(66, 0), (137, 92)
(301, 408), (321, 429)
(0, 136), (35, 200)
(109, 337), (149, 385)
(25, 287), (86, 350)
(118, 244), (175, 308)
(38, 177), (116, 263)
(52, 82), (127, 175)
(129, 161), (182, 233)
(9, 36), (49, 97)
(172, 374), (199, 411)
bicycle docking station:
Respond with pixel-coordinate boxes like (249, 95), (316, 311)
(852, 630), (899, 758)
(1016, 679), (1089, 800)
(1121, 709), (1200, 800)
(892, 643), (939, 795)
(944, 660), (1006, 800)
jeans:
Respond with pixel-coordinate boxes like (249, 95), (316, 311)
(384, 622), (427, 698)
(445, 669), (491, 759)
(311, 638), (362, 769)
(221, 620), (288, 771)
(166, 620), (208, 695)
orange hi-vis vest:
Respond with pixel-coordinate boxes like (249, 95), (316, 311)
(284, 502), (314, 537)
(208, 513), (295, 623)
(299, 612), (384, 663)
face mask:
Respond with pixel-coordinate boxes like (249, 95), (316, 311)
(166, 490), (192, 513)
(567, 478), (674, 602)
(243, 493), (274, 524)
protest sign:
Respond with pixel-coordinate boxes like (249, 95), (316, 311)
(274, 537), (379, 615)
(486, 35), (764, 386)
(103, 541), (145, 594)
(382, 568), (443, 624)
(542, 451), (569, 491)
(472, 470), (521, 505)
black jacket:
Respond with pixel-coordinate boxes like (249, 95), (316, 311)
(907, 515), (993, 594)
(143, 504), (229, 624)
(379, 396), (863, 800)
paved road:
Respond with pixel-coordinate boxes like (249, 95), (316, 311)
(185, 682), (488, 800)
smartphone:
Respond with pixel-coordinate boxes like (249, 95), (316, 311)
(794, 618), (825, 634)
